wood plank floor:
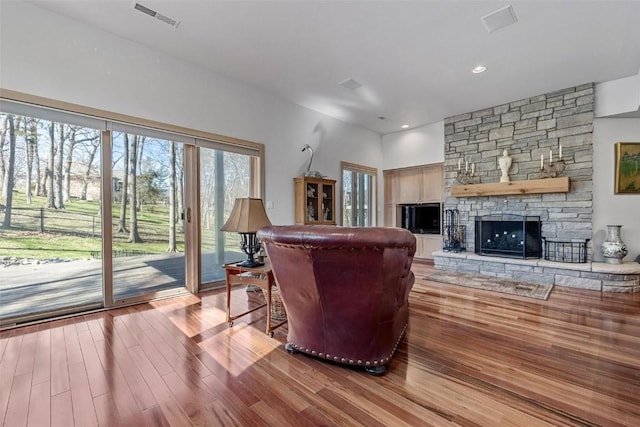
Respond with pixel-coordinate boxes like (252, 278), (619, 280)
(1, 263), (639, 426)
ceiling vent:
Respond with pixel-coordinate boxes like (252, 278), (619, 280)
(481, 5), (518, 33)
(132, 1), (180, 28)
(339, 78), (363, 91)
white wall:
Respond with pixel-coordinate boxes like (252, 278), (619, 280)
(381, 121), (445, 170)
(0, 1), (382, 225)
(592, 118), (640, 261)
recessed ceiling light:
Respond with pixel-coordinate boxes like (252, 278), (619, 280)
(401, 124), (410, 129)
(472, 65), (487, 74)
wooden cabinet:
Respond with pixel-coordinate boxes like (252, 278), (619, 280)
(414, 234), (442, 260)
(294, 177), (336, 225)
(383, 163), (444, 259)
(383, 171), (396, 204)
(385, 164), (443, 204)
(420, 164), (444, 202)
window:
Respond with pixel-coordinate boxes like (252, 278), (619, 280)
(341, 161), (377, 227)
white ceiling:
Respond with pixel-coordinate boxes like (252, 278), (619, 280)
(28, 0), (640, 135)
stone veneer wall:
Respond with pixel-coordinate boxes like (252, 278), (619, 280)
(444, 83), (594, 257)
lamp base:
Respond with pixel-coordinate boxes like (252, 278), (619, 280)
(236, 259), (264, 268)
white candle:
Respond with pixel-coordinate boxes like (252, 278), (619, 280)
(471, 163), (475, 175)
(549, 149), (553, 164)
(559, 144), (563, 159)
(465, 161), (468, 172)
(541, 154), (544, 169)
(458, 159), (461, 171)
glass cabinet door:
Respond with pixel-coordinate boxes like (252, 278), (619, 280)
(321, 183), (334, 222)
(306, 182), (319, 222)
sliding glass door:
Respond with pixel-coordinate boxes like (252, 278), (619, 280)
(0, 107), (105, 326)
(110, 129), (187, 302)
(200, 147), (252, 286)
(0, 97), (263, 327)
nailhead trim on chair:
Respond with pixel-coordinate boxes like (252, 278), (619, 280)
(286, 323), (408, 368)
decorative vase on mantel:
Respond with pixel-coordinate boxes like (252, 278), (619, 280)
(601, 225), (628, 264)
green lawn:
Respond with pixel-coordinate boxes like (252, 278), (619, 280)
(1, 190), (185, 259)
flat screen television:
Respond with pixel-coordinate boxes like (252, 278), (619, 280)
(401, 203), (441, 234)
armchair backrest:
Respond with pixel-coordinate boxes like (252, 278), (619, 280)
(257, 225), (416, 370)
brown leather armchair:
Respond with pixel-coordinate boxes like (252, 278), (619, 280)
(257, 225), (416, 375)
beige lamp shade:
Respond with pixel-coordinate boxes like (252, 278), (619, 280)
(221, 198), (271, 233)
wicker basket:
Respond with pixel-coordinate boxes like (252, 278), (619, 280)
(262, 286), (287, 320)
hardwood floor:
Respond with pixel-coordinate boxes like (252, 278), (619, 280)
(1, 263), (639, 426)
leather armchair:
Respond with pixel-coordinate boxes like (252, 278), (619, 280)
(257, 225), (416, 375)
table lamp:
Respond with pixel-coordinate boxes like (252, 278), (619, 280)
(221, 197), (271, 267)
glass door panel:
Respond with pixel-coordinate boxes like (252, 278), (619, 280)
(342, 167), (375, 227)
(111, 131), (186, 301)
(200, 148), (251, 286)
(0, 111), (103, 326)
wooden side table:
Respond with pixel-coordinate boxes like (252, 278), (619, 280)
(224, 261), (287, 337)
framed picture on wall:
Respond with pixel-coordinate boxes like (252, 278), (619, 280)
(615, 142), (640, 194)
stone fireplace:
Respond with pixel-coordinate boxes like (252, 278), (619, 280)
(434, 83), (640, 292)
(443, 83), (594, 258)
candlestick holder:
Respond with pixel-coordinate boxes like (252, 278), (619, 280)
(456, 169), (478, 185)
(540, 159), (565, 178)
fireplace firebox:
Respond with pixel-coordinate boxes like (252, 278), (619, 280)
(475, 214), (542, 259)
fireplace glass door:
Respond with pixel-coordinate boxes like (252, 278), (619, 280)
(474, 214), (542, 259)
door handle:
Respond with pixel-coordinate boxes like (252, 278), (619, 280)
(186, 207), (192, 223)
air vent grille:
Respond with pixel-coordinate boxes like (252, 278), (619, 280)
(155, 13), (179, 27)
(481, 5), (518, 33)
(339, 78), (363, 91)
(132, 1), (180, 28)
(133, 2), (155, 17)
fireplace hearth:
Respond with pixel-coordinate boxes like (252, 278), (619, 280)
(475, 214), (542, 259)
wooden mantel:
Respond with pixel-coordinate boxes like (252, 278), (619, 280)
(451, 176), (570, 197)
